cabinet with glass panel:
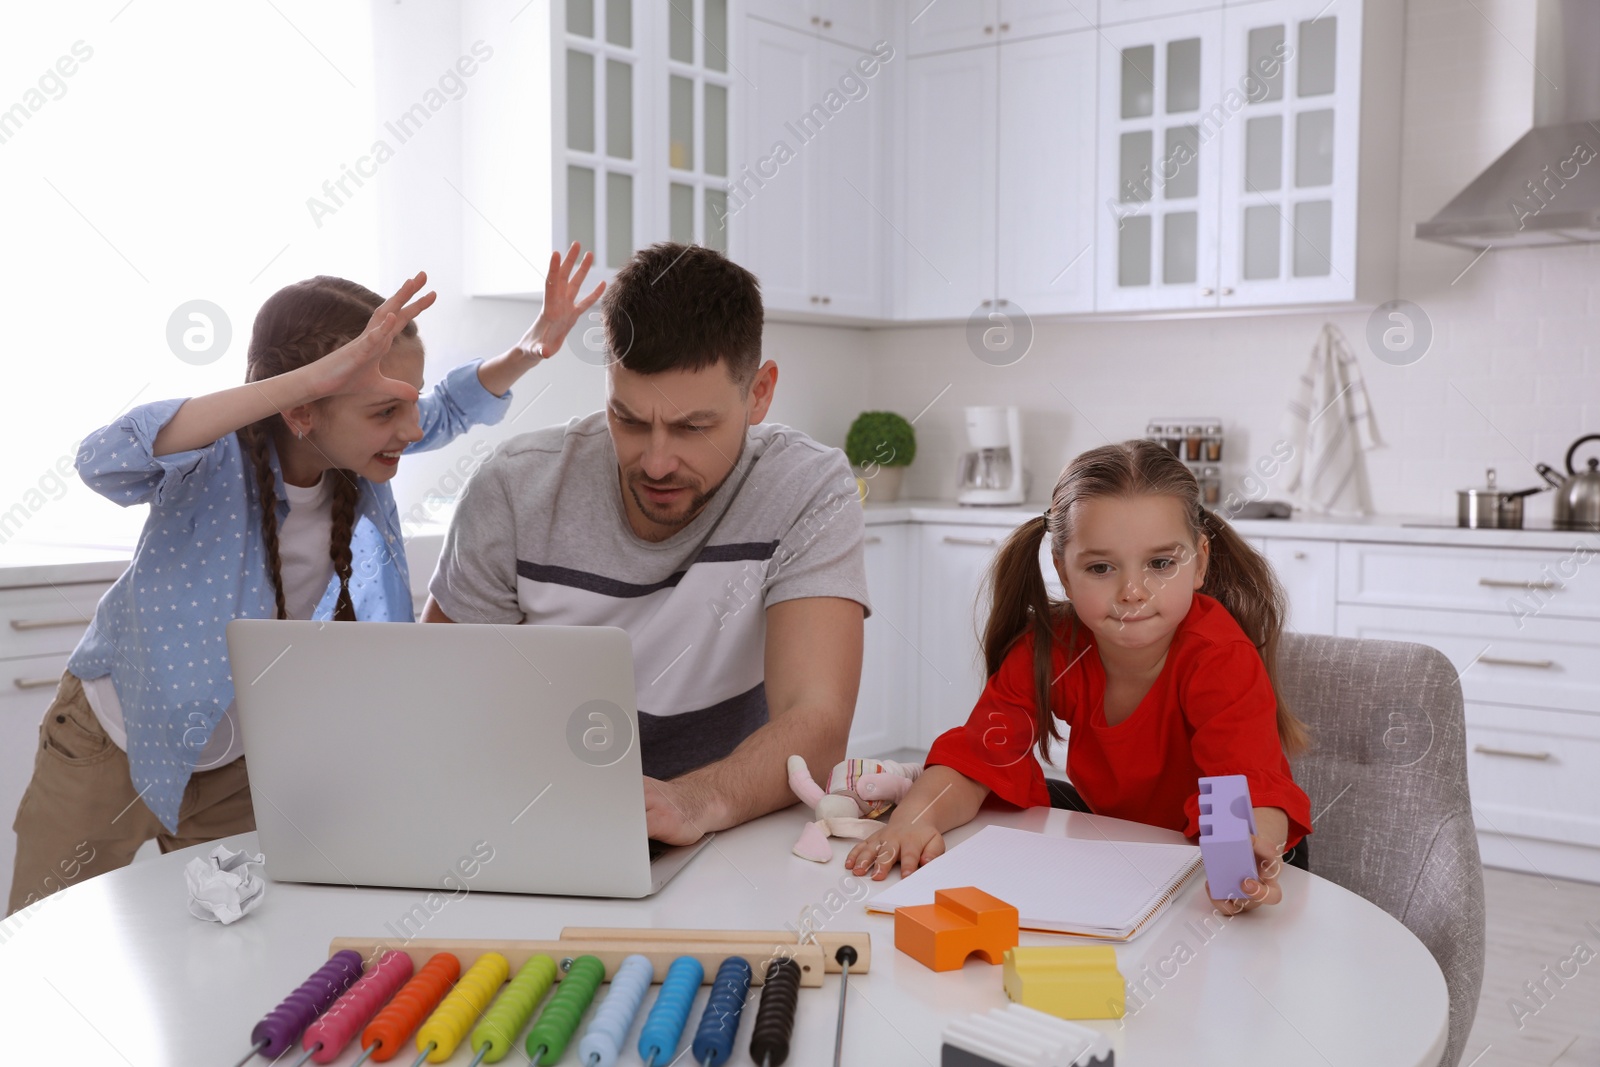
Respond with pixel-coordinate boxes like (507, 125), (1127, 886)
(1094, 0), (1400, 312)
(461, 0), (733, 298)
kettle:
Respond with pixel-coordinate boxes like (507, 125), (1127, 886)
(1537, 434), (1600, 531)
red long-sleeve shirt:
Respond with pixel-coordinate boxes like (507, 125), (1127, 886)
(925, 593), (1312, 848)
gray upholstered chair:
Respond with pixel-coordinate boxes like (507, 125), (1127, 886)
(1279, 634), (1486, 1067)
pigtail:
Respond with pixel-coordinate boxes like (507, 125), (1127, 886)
(327, 471), (360, 621)
(1197, 507), (1310, 755)
(982, 515), (1073, 760)
(238, 421), (289, 621)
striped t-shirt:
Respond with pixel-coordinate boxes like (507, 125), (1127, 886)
(427, 411), (871, 780)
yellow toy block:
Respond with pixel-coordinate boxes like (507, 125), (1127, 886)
(1002, 945), (1126, 1020)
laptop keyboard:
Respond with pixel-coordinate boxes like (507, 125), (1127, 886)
(647, 838), (672, 862)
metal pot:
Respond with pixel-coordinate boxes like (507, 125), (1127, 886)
(1457, 468), (1545, 529)
(1536, 434), (1600, 531)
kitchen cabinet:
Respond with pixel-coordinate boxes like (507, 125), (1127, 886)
(1258, 536), (1336, 634)
(735, 19), (890, 319)
(851, 525), (912, 754)
(1099, 0), (1223, 26)
(1094, 0), (1401, 311)
(462, 0), (732, 297)
(0, 581), (112, 907)
(899, 26), (1097, 319)
(913, 525), (1002, 747)
(745, 0), (885, 50)
(1333, 539), (1600, 883)
(905, 1), (1091, 55)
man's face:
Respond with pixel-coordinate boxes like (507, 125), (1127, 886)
(606, 358), (776, 539)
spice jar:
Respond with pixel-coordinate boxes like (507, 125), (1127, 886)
(1184, 425), (1204, 462)
(1204, 423), (1223, 462)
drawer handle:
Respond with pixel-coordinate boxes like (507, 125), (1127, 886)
(1478, 655), (1555, 670)
(943, 535), (999, 547)
(13, 677), (59, 690)
(865, 535), (882, 545)
(10, 617), (92, 632)
(1477, 578), (1563, 591)
(1473, 744), (1553, 761)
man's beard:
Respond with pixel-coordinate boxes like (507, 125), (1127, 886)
(628, 434), (746, 529)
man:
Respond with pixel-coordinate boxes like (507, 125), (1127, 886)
(424, 242), (870, 844)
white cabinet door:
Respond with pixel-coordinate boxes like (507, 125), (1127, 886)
(915, 525), (1007, 747)
(1001, 0), (1093, 38)
(738, 18), (818, 313)
(901, 47), (999, 320)
(1095, 12), (1223, 311)
(1100, 0), (1224, 25)
(853, 525), (912, 754)
(814, 39), (889, 317)
(1259, 536), (1336, 634)
(906, 0), (1000, 55)
(996, 29), (1098, 315)
(1216, 0), (1361, 305)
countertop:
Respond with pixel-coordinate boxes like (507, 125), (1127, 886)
(0, 543), (132, 590)
(863, 497), (1600, 551)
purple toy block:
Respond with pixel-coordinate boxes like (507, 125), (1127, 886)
(1197, 775), (1257, 901)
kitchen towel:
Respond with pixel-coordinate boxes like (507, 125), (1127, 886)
(1280, 322), (1384, 515)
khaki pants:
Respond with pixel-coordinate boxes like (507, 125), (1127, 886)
(7, 671), (255, 917)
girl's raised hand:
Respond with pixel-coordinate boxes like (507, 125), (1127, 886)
(1206, 832), (1287, 915)
(846, 822), (946, 880)
(508, 243), (607, 362)
(313, 271), (437, 403)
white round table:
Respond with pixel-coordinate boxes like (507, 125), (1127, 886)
(0, 804), (1448, 1065)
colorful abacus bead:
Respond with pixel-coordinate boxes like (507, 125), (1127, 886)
(525, 955), (605, 1064)
(415, 952), (510, 1063)
(251, 950), (365, 1059)
(469, 954), (558, 1064)
(692, 956), (753, 1067)
(578, 954), (655, 1067)
(638, 956), (704, 1066)
(302, 950), (415, 1064)
(359, 953), (460, 1063)
(749, 957), (802, 1067)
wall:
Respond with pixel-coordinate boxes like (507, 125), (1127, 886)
(865, 0), (1599, 523)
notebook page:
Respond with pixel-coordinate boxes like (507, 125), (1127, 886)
(864, 825), (1202, 937)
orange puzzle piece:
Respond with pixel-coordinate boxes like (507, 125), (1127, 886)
(894, 886), (1020, 972)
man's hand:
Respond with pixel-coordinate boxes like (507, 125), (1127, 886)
(643, 776), (721, 846)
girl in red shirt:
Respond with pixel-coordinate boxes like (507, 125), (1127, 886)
(847, 440), (1313, 915)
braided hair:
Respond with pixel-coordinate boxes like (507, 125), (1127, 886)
(240, 277), (418, 621)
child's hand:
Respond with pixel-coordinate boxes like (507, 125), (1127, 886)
(1206, 832), (1287, 915)
(846, 822), (946, 880)
(510, 243), (606, 362)
(314, 271), (437, 403)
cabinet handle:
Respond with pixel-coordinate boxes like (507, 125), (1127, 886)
(1221, 287), (1234, 296)
(984, 24), (994, 33)
(1293, 550), (1307, 560)
(1477, 655), (1555, 670)
(810, 295), (820, 304)
(10, 616), (92, 632)
(999, 22), (1010, 31)
(865, 535), (882, 545)
(1478, 578), (1563, 591)
(1473, 744), (1553, 761)
(821, 295), (831, 305)
(1200, 287), (1215, 296)
(811, 15), (821, 24)
(823, 18), (832, 27)
(13, 677), (58, 690)
(980, 299), (993, 307)
(943, 535), (999, 547)
(996, 297), (1009, 306)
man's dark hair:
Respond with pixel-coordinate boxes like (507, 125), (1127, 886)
(603, 242), (764, 389)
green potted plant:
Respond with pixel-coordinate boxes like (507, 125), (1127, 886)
(845, 411), (916, 503)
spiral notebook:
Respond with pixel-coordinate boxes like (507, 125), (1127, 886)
(864, 825), (1203, 941)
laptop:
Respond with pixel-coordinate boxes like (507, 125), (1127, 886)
(225, 619), (711, 898)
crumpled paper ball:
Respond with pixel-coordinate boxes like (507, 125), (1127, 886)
(184, 844), (266, 924)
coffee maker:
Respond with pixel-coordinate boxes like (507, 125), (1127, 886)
(957, 406), (1026, 506)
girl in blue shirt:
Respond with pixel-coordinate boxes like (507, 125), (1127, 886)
(7, 250), (600, 916)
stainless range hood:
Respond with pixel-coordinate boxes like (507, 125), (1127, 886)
(1415, 0), (1600, 250)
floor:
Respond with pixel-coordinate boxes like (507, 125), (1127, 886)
(876, 749), (1598, 1065)
(1464, 866), (1600, 1067)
